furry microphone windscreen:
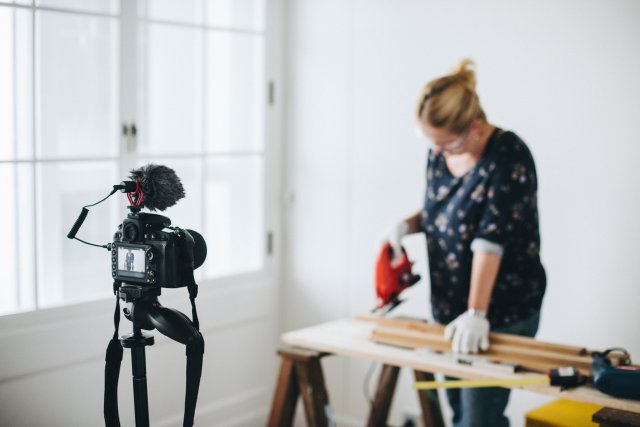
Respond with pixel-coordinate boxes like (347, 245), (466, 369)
(129, 164), (186, 211)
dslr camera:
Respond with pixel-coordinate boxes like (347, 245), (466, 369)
(68, 163), (206, 289)
(111, 212), (205, 288)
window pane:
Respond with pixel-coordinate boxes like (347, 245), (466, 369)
(204, 156), (263, 278)
(36, 0), (119, 15)
(0, 164), (36, 315)
(205, 0), (265, 31)
(206, 32), (264, 153)
(36, 161), (120, 308)
(36, 11), (118, 159)
(140, 0), (202, 24)
(138, 23), (203, 156)
(0, 7), (33, 161)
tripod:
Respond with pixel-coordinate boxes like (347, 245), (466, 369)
(105, 283), (204, 427)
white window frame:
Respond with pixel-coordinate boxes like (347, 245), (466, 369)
(0, 0), (282, 328)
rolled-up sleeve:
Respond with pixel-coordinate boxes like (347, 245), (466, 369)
(473, 156), (537, 250)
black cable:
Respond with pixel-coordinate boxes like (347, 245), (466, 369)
(74, 237), (109, 249)
(67, 189), (117, 248)
(85, 188), (117, 208)
(362, 360), (378, 406)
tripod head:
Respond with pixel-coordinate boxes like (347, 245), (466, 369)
(118, 284), (200, 346)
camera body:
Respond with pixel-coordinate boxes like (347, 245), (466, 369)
(111, 212), (197, 288)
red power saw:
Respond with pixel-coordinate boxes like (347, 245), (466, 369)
(374, 242), (421, 313)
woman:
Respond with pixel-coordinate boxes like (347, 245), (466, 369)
(385, 59), (546, 426)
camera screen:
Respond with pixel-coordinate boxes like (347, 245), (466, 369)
(117, 247), (146, 278)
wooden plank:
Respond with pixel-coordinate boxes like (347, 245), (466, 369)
(366, 364), (400, 427)
(371, 326), (593, 376)
(358, 313), (589, 355)
(372, 327), (566, 375)
(372, 325), (595, 366)
(490, 343), (593, 367)
(372, 326), (594, 374)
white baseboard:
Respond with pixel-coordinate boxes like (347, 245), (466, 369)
(218, 408), (270, 427)
(333, 414), (364, 427)
(155, 387), (271, 427)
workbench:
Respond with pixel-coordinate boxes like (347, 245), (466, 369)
(267, 317), (640, 426)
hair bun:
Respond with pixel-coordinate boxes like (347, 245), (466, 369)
(453, 58), (477, 92)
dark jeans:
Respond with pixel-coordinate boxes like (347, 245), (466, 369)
(445, 312), (541, 427)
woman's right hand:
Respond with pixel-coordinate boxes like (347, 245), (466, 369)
(385, 221), (410, 261)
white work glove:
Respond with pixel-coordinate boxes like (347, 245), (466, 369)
(385, 221), (410, 262)
(444, 309), (490, 354)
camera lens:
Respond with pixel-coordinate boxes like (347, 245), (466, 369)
(123, 222), (139, 242)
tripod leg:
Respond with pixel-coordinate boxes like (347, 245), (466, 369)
(131, 345), (150, 427)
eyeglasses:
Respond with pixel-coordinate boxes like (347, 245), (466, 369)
(415, 125), (469, 154)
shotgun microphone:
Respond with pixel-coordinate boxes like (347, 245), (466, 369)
(119, 163), (186, 211)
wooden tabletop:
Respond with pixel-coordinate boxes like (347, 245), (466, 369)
(281, 318), (640, 413)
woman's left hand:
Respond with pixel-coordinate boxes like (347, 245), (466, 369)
(444, 309), (490, 354)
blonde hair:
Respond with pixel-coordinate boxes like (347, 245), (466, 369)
(416, 59), (486, 134)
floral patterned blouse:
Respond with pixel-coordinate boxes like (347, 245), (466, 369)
(422, 128), (546, 328)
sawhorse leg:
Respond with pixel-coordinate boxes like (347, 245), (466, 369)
(267, 348), (332, 427)
(366, 364), (400, 427)
(366, 364), (445, 427)
(414, 370), (445, 427)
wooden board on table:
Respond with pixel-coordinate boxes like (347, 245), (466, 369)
(371, 325), (594, 376)
(358, 314), (624, 377)
(358, 313), (590, 355)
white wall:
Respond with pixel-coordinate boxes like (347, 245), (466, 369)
(282, 0), (640, 425)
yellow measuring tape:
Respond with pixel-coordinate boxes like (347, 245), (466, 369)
(415, 377), (549, 390)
